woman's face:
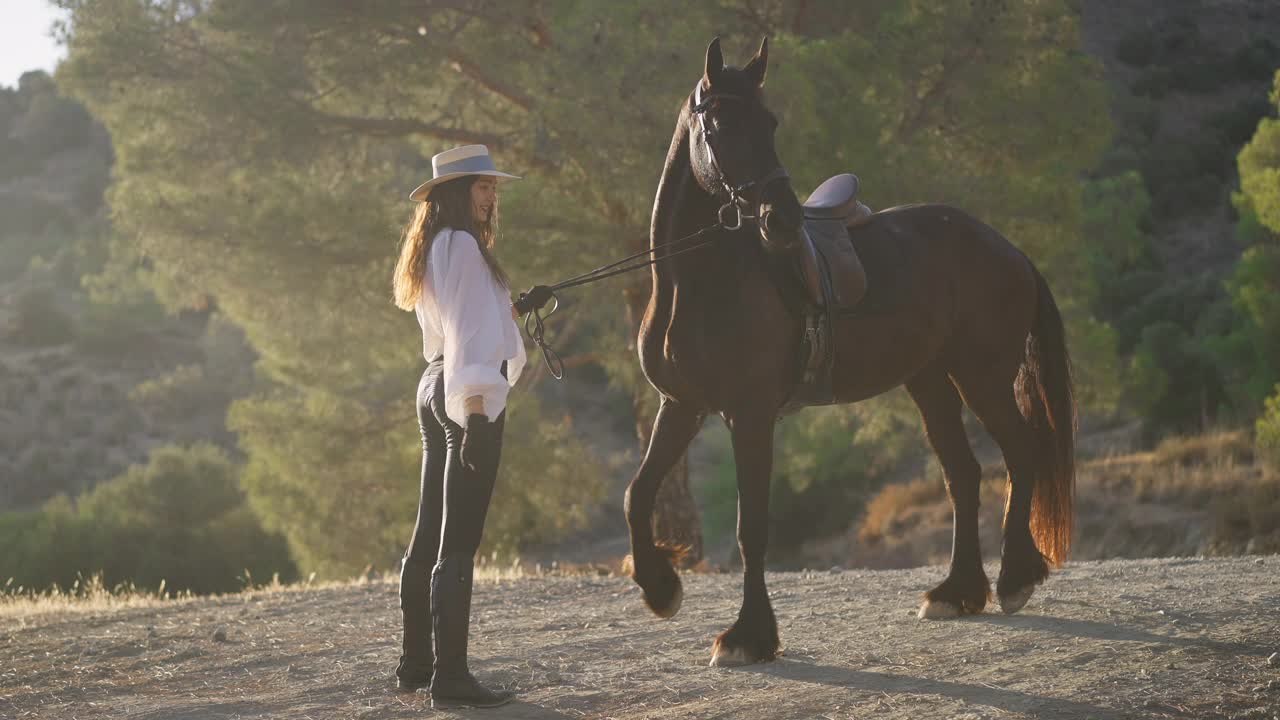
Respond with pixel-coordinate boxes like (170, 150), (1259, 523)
(470, 178), (498, 227)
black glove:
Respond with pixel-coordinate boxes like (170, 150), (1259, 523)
(461, 413), (498, 475)
(513, 285), (554, 316)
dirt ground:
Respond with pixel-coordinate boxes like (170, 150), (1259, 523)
(2, 556), (1278, 720)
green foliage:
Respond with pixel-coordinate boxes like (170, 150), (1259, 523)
(1203, 78), (1280, 418)
(1238, 71), (1280, 235)
(1124, 321), (1220, 426)
(1258, 385), (1280, 473)
(0, 445), (295, 594)
(1079, 42), (1280, 432)
(1081, 172), (1152, 309)
(1210, 242), (1280, 410)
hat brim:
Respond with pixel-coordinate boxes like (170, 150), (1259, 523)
(409, 170), (521, 202)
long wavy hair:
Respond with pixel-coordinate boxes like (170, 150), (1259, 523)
(392, 175), (508, 311)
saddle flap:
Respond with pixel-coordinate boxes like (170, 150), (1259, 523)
(801, 218), (867, 311)
(803, 173), (861, 220)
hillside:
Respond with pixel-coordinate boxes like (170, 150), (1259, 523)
(0, 71), (254, 512)
(1076, 0), (1280, 429)
(3, 556), (1278, 719)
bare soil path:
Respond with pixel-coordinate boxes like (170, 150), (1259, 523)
(2, 556), (1278, 719)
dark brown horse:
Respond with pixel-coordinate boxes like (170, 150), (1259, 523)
(625, 37), (1075, 667)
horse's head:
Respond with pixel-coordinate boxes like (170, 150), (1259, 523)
(687, 37), (803, 254)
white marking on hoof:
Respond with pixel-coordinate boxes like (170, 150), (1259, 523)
(917, 599), (962, 620)
(709, 643), (752, 667)
(651, 583), (682, 619)
(999, 585), (1035, 614)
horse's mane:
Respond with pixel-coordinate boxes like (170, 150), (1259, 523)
(649, 98), (693, 252)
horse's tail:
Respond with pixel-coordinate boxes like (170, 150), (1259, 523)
(1014, 264), (1076, 567)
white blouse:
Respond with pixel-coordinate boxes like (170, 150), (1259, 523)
(415, 228), (526, 426)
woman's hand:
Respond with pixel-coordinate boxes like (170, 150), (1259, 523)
(461, 413), (498, 475)
(513, 285), (554, 316)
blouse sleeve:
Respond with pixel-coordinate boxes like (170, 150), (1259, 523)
(432, 230), (512, 426)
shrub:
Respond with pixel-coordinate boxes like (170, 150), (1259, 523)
(1115, 29), (1156, 67)
(129, 364), (218, 422)
(72, 294), (166, 358)
(6, 284), (76, 347)
(0, 445), (297, 594)
(699, 403), (918, 562)
(1211, 481), (1280, 554)
(1151, 430), (1254, 467)
(1258, 385), (1280, 473)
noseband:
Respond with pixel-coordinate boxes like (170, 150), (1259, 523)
(692, 83), (790, 231)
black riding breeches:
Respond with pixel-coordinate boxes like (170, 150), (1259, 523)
(402, 359), (506, 575)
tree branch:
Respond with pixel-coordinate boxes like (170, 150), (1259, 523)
(443, 48), (535, 112)
(308, 108), (506, 147)
(895, 0), (1002, 141)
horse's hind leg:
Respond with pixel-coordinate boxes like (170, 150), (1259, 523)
(907, 368), (991, 619)
(625, 398), (704, 619)
(952, 370), (1049, 614)
(710, 409), (781, 667)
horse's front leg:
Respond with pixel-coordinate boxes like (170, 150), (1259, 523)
(625, 398), (704, 619)
(711, 410), (781, 667)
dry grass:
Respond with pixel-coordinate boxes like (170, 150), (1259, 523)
(0, 573), (198, 620)
(0, 557), (622, 620)
(842, 429), (1278, 568)
(1149, 429), (1255, 466)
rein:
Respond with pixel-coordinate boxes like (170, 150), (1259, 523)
(523, 213), (738, 380)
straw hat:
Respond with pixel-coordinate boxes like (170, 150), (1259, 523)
(408, 144), (520, 201)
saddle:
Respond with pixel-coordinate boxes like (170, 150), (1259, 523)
(781, 173), (871, 415)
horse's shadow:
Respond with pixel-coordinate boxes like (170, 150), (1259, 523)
(726, 609), (1267, 719)
(738, 659), (1127, 719)
(971, 611), (1264, 655)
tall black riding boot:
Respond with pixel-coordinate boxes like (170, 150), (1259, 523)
(429, 555), (514, 709)
(395, 557), (434, 692)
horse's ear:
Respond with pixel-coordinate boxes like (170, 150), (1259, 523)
(744, 36), (768, 87)
(703, 36), (724, 87)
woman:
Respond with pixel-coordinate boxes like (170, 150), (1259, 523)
(391, 144), (526, 709)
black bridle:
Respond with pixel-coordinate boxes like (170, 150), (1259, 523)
(518, 86), (793, 380)
(691, 82), (791, 231)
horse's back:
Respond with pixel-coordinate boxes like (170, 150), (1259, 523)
(847, 203), (1034, 310)
(829, 202), (1039, 401)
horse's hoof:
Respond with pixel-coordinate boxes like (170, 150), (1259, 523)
(917, 599), (962, 620)
(709, 639), (775, 667)
(648, 582), (683, 620)
(998, 585), (1035, 614)
(709, 643), (751, 668)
